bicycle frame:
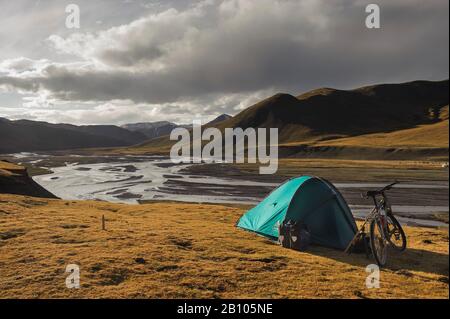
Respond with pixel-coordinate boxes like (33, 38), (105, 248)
(360, 192), (392, 241)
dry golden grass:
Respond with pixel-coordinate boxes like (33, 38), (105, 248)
(0, 193), (448, 299)
(316, 120), (449, 148)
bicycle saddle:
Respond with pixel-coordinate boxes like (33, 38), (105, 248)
(365, 190), (381, 197)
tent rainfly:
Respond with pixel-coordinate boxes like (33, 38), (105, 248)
(237, 176), (358, 250)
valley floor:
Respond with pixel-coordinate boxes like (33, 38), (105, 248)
(0, 194), (448, 299)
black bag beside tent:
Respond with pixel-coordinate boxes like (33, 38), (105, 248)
(279, 219), (311, 251)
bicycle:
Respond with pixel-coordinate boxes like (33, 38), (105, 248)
(345, 182), (407, 267)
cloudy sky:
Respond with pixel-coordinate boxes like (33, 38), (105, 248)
(0, 0), (448, 125)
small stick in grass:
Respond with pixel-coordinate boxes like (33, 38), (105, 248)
(102, 215), (106, 231)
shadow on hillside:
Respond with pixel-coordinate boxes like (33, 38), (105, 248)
(307, 245), (449, 277)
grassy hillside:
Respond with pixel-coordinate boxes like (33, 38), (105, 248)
(0, 193), (448, 298)
(128, 80), (449, 160)
(214, 79), (448, 143)
(316, 106), (449, 148)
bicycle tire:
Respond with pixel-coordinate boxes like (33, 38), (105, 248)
(386, 214), (407, 252)
(370, 219), (388, 267)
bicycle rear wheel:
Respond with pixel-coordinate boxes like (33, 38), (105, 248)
(386, 214), (407, 251)
(370, 219), (388, 267)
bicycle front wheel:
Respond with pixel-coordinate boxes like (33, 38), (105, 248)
(386, 214), (407, 252)
(370, 219), (388, 267)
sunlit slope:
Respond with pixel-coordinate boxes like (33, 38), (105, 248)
(316, 106), (449, 148)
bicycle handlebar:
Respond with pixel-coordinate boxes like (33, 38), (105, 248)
(362, 181), (399, 198)
(380, 181), (399, 192)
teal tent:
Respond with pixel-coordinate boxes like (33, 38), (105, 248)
(237, 176), (357, 250)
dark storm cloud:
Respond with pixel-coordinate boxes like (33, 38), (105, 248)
(0, 0), (448, 124)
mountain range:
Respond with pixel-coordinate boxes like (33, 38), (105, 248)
(214, 80), (448, 143)
(0, 114), (233, 154)
(121, 114), (232, 139)
(0, 119), (148, 154)
(135, 79), (449, 160)
(121, 121), (179, 140)
(0, 80), (448, 160)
